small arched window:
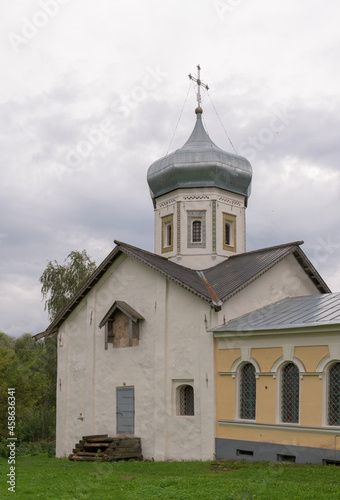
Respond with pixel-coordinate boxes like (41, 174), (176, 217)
(240, 363), (256, 420)
(178, 385), (194, 416)
(192, 220), (202, 243)
(281, 363), (299, 423)
(161, 214), (173, 253)
(328, 362), (340, 426)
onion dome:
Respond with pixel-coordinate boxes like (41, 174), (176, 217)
(147, 109), (253, 206)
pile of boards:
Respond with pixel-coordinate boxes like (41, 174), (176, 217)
(69, 434), (142, 462)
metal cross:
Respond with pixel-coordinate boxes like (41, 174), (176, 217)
(188, 64), (209, 109)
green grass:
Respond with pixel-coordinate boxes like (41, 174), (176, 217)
(0, 455), (339, 499)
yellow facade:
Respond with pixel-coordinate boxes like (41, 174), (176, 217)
(214, 338), (340, 462)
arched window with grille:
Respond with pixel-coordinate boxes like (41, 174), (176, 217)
(281, 363), (299, 423)
(328, 362), (340, 426)
(178, 385), (194, 416)
(240, 363), (256, 420)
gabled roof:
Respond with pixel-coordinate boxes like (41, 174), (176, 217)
(99, 301), (144, 329)
(34, 240), (330, 340)
(212, 292), (340, 333)
(202, 241), (330, 300)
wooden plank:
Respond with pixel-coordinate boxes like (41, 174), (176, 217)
(109, 439), (141, 446)
(82, 434), (108, 440)
(84, 443), (109, 449)
(87, 437), (115, 443)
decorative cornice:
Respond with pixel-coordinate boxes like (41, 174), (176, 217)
(157, 198), (177, 208)
(217, 419), (340, 435)
(183, 195), (210, 200)
(219, 197), (243, 206)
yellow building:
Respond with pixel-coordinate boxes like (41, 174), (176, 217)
(213, 293), (340, 464)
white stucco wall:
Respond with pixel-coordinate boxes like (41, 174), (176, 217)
(56, 254), (215, 461)
(218, 254), (321, 326)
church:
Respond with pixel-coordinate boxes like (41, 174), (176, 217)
(35, 70), (340, 464)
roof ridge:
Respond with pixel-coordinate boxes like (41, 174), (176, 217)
(113, 240), (169, 261)
(114, 240), (198, 270)
(228, 240), (304, 259)
(198, 241), (304, 272)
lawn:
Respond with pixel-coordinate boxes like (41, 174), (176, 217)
(0, 455), (339, 499)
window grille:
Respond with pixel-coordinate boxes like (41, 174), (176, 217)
(166, 223), (172, 247)
(281, 363), (299, 423)
(240, 363), (256, 420)
(179, 385), (194, 416)
(328, 363), (340, 426)
(192, 220), (202, 242)
(225, 223), (230, 246)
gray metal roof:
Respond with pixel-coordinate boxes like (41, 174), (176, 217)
(34, 240), (330, 340)
(203, 241), (329, 300)
(147, 112), (252, 205)
(213, 293), (340, 333)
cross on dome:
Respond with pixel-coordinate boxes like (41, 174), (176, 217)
(188, 64), (209, 114)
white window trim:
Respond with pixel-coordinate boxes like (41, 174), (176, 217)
(172, 379), (195, 417)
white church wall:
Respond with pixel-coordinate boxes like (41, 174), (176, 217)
(215, 254), (321, 329)
(163, 282), (215, 460)
(56, 299), (90, 458)
(56, 254), (159, 458)
(56, 253), (216, 460)
(92, 256), (160, 460)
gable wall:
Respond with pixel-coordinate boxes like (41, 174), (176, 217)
(56, 253), (215, 460)
(215, 254), (321, 328)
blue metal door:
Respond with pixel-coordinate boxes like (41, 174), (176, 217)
(116, 387), (135, 434)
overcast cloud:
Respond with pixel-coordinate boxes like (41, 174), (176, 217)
(1, 0), (340, 337)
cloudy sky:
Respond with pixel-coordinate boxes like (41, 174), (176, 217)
(1, 0), (340, 337)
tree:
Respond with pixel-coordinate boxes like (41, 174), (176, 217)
(0, 331), (15, 350)
(37, 250), (96, 443)
(0, 336), (50, 442)
(40, 249), (96, 321)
